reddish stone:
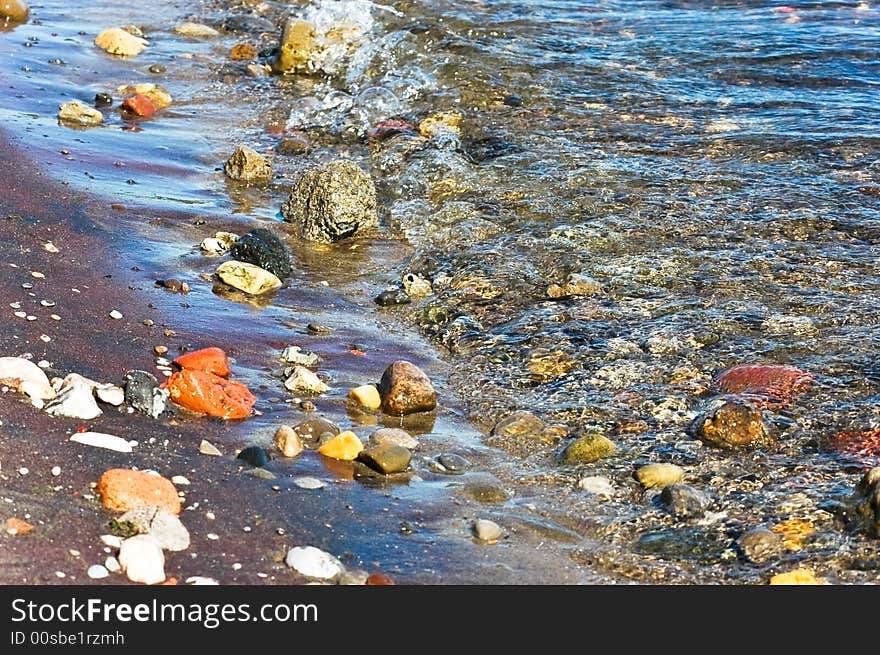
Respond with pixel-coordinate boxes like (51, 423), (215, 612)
(367, 118), (416, 141)
(828, 429), (880, 466)
(97, 469), (181, 515)
(6, 517), (34, 535)
(229, 43), (256, 60)
(173, 347), (231, 377)
(162, 368), (255, 420)
(121, 94), (157, 117)
(711, 364), (812, 409)
(366, 572), (395, 585)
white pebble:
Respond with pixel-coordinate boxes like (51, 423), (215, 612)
(13, 311), (26, 318)
(207, 533), (219, 540)
(100, 534), (123, 549)
(206, 512), (216, 520)
(109, 310), (123, 319)
(293, 476), (325, 490)
(38, 360), (50, 368)
(577, 476), (615, 497)
(171, 475), (191, 485)
(55, 571), (65, 579)
(232, 563), (242, 571)
(39, 335), (51, 343)
(284, 546), (344, 580)
(118, 535), (165, 585)
(18, 467), (28, 476)
(473, 519), (504, 543)
(51, 466), (61, 476)
(185, 576), (219, 585)
(104, 556), (121, 573)
(87, 564), (109, 579)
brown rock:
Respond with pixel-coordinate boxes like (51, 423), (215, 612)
(230, 43), (257, 60)
(224, 144), (272, 184)
(5, 517), (34, 535)
(688, 397), (773, 449)
(97, 469), (181, 515)
(357, 443), (412, 474)
(293, 417), (340, 445)
(274, 425), (304, 458)
(377, 360), (436, 416)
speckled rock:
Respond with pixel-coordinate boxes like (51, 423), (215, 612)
(635, 463), (685, 489)
(660, 483), (711, 519)
(124, 370), (167, 418)
(688, 397), (773, 449)
(272, 18), (316, 74)
(377, 360), (436, 416)
(293, 417), (339, 445)
(559, 434), (616, 465)
(229, 228), (291, 279)
(737, 527), (785, 563)
(768, 569), (828, 585)
(281, 160), (378, 243)
(547, 273), (602, 298)
(224, 145), (273, 185)
(856, 467), (880, 537)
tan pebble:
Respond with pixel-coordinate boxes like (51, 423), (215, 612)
(348, 384), (381, 410)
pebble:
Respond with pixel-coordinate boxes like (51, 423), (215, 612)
(436, 453), (469, 473)
(293, 477), (325, 490)
(402, 272), (433, 297)
(577, 476), (614, 496)
(109, 309), (123, 319)
(559, 434), (616, 464)
(18, 467), (28, 476)
(87, 564), (110, 579)
(100, 535), (123, 549)
(148, 64), (165, 74)
(348, 384), (381, 410)
(94, 92), (113, 107)
(0, 356), (55, 403)
(237, 445), (270, 467)
(419, 112), (462, 138)
(118, 535), (165, 585)
(274, 425), (304, 458)
(369, 428), (418, 450)
(337, 570), (369, 585)
(215, 260), (282, 295)
(200, 231), (239, 256)
(317, 431), (363, 461)
(357, 444), (412, 474)
(115, 506), (190, 551)
(284, 366), (328, 394)
(547, 273), (602, 298)
(486, 410), (554, 456)
(272, 17), (316, 74)
(635, 463), (685, 489)
(124, 370), (167, 418)
(737, 527), (785, 563)
(174, 22), (220, 38)
(284, 546), (344, 580)
(280, 345), (319, 367)
(768, 569), (828, 585)
(230, 43), (257, 60)
(377, 360), (437, 416)
(104, 557), (121, 573)
(44, 377), (102, 420)
(57, 101), (103, 127)
(95, 384), (125, 406)
(473, 518), (504, 543)
(225, 145), (273, 185)
(711, 364), (812, 409)
(460, 473), (511, 504)
(281, 160), (379, 243)
(292, 417), (339, 444)
(121, 94), (157, 117)
(163, 369), (255, 420)
(660, 483), (712, 519)
(374, 288), (411, 306)
(688, 397), (772, 449)
(97, 468), (181, 515)
(70, 431), (132, 453)
(51, 466), (61, 476)
(95, 27), (148, 57)
(171, 476), (190, 486)
(0, 0), (28, 22)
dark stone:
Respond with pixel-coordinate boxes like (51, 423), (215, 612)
(123, 370), (161, 417)
(278, 135), (310, 155)
(237, 445), (270, 467)
(465, 136), (522, 163)
(293, 417), (340, 445)
(736, 527), (784, 563)
(635, 527), (730, 563)
(503, 94), (523, 107)
(856, 467), (880, 537)
(94, 92), (113, 107)
(436, 453), (469, 473)
(148, 64), (166, 74)
(357, 444), (411, 474)
(221, 14), (276, 35)
(659, 483), (711, 519)
(229, 228), (292, 280)
(374, 288), (411, 307)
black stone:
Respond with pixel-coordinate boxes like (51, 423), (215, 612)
(375, 288), (411, 307)
(659, 483), (711, 519)
(148, 64), (166, 74)
(236, 445), (270, 467)
(503, 94), (523, 107)
(94, 93), (113, 107)
(229, 228), (292, 280)
(437, 453), (469, 474)
(123, 370), (159, 415)
(465, 136), (522, 163)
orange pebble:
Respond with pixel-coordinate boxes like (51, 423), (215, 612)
(162, 369), (255, 420)
(317, 430), (363, 460)
(173, 347), (231, 377)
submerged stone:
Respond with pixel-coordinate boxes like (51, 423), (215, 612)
(688, 397), (773, 449)
(559, 434), (616, 465)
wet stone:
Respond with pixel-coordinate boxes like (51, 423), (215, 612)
(237, 445), (270, 467)
(215, 260), (282, 295)
(293, 417), (339, 444)
(285, 546), (343, 580)
(281, 160), (379, 243)
(473, 519), (504, 543)
(436, 453), (469, 473)
(378, 360), (437, 416)
(375, 288), (411, 307)
(635, 528), (730, 563)
(486, 410), (553, 457)
(856, 467), (880, 537)
(660, 483), (712, 519)
(224, 144), (272, 185)
(635, 463), (685, 489)
(94, 92), (113, 107)
(369, 427), (418, 450)
(229, 228), (292, 280)
(274, 425), (303, 458)
(280, 345), (319, 367)
(577, 476), (614, 496)
(559, 434), (616, 465)
(124, 370), (167, 418)
(357, 444), (411, 474)
(688, 397), (773, 449)
(460, 474), (510, 504)
(737, 527), (785, 563)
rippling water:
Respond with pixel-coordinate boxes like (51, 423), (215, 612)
(2, 0), (880, 583)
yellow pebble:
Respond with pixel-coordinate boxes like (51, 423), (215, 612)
(316, 430), (363, 461)
(348, 384), (381, 410)
(769, 569), (828, 585)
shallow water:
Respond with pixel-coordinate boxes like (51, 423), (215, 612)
(1, 0), (880, 583)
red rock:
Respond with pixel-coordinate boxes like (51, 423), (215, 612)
(162, 369), (254, 419)
(173, 347), (231, 377)
(97, 469), (181, 515)
(121, 94), (157, 117)
(711, 364), (812, 409)
(367, 118), (416, 141)
(828, 429), (880, 466)
(366, 572), (395, 585)
(6, 517), (34, 535)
